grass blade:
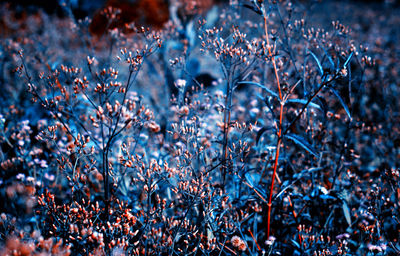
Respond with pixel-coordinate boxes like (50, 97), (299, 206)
(237, 81), (279, 98)
(285, 134), (318, 157)
(330, 87), (352, 119)
(287, 98), (322, 110)
(342, 202), (352, 227)
(308, 49), (323, 75)
(344, 52), (354, 67)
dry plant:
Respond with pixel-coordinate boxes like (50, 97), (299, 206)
(0, 0), (399, 255)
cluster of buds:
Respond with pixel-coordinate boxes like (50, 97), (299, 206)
(66, 132), (92, 154)
(73, 76), (89, 93)
(60, 64), (81, 76)
(332, 20), (351, 35)
(200, 26), (261, 66)
(1, 157), (22, 170)
(100, 6), (121, 21)
(118, 34), (161, 71)
(1, 235), (71, 256)
(231, 235), (247, 251)
(37, 192), (141, 252)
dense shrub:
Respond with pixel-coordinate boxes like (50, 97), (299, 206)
(0, 0), (399, 255)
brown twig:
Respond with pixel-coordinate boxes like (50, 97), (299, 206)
(248, 228), (261, 251)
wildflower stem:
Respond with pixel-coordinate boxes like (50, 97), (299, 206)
(263, 6), (284, 238)
(222, 67), (234, 186)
